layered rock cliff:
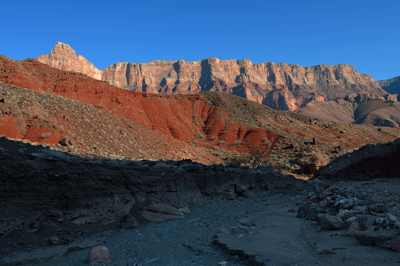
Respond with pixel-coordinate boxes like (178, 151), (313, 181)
(37, 43), (387, 111)
(37, 42), (102, 80)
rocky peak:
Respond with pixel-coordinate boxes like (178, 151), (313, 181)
(51, 42), (76, 56)
(37, 42), (102, 80)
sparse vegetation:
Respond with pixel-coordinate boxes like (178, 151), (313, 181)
(218, 140), (226, 146)
(41, 132), (52, 139)
(195, 132), (206, 139)
(226, 147), (270, 170)
(233, 140), (243, 147)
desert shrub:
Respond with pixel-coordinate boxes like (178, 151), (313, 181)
(193, 140), (199, 145)
(218, 140), (226, 146)
(41, 132), (52, 139)
(226, 147), (270, 170)
(211, 136), (218, 140)
(233, 140), (243, 147)
(195, 132), (206, 139)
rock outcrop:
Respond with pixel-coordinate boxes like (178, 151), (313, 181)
(37, 43), (387, 111)
(37, 42), (102, 80)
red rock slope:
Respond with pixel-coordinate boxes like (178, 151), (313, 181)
(0, 81), (219, 164)
(1, 55), (399, 173)
(37, 42), (386, 111)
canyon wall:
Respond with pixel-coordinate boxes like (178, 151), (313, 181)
(37, 42), (387, 111)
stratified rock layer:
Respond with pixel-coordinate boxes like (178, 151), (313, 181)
(37, 43), (387, 111)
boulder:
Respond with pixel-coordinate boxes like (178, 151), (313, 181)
(358, 215), (376, 231)
(389, 235), (400, 252)
(346, 222), (360, 237)
(319, 215), (344, 230)
(355, 230), (397, 246)
(88, 246), (111, 264)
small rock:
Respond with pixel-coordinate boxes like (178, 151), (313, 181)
(370, 203), (385, 213)
(318, 249), (336, 255)
(319, 199), (328, 208)
(336, 209), (354, 220)
(358, 215), (376, 231)
(319, 215), (344, 230)
(389, 236), (400, 252)
(333, 199), (346, 210)
(375, 218), (386, 225)
(178, 206), (191, 215)
(346, 222), (360, 237)
(221, 191), (237, 200)
(394, 221), (400, 229)
(386, 213), (397, 223)
(88, 246), (111, 264)
(48, 236), (61, 245)
(355, 230), (397, 246)
(235, 183), (246, 194)
(346, 216), (358, 224)
(219, 261), (228, 265)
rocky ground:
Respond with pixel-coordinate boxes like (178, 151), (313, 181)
(1, 137), (400, 265)
(3, 180), (400, 265)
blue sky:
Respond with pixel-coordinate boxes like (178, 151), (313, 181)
(1, 0), (399, 81)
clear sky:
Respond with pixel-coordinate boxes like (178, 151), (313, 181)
(1, 0), (399, 81)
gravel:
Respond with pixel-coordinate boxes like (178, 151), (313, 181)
(31, 191), (304, 266)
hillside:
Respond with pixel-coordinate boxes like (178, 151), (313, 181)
(378, 75), (400, 94)
(1, 55), (400, 175)
(296, 93), (400, 127)
(0, 82), (219, 164)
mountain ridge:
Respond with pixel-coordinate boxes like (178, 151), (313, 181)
(37, 42), (386, 112)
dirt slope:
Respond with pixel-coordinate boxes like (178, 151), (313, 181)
(315, 137), (400, 181)
(0, 82), (219, 164)
(296, 92), (400, 127)
(378, 75), (400, 94)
